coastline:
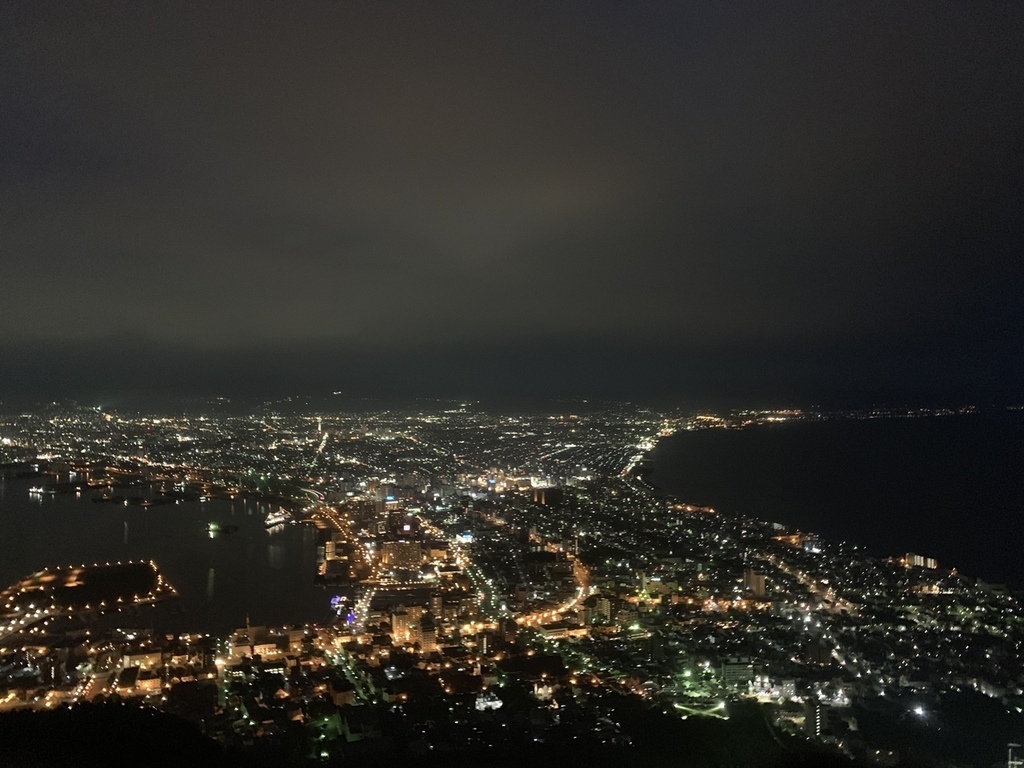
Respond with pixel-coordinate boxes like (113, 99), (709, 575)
(0, 475), (327, 634)
(641, 410), (1024, 589)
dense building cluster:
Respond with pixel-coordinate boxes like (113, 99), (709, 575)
(0, 401), (1020, 765)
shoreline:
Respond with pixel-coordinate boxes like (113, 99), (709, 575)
(640, 413), (1024, 590)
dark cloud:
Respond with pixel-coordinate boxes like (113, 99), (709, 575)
(1, 1), (1022, 404)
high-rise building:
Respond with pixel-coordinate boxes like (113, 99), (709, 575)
(904, 553), (938, 569)
(720, 657), (754, 690)
(381, 540), (422, 568)
(804, 701), (833, 737)
(419, 616), (437, 653)
(743, 568), (767, 597)
(391, 607), (412, 644)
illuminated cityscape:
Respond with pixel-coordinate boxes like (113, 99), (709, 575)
(1, 402), (1022, 765)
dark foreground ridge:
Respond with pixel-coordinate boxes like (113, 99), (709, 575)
(0, 700), (873, 768)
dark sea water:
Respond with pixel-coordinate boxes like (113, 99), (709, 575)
(0, 478), (331, 634)
(649, 410), (1024, 587)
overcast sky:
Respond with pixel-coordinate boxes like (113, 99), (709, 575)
(2, 2), (1021, 406)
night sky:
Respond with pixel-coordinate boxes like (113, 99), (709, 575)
(2, 2), (1022, 406)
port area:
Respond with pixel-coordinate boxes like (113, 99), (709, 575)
(0, 561), (177, 644)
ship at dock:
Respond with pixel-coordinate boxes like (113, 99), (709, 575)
(265, 508), (293, 527)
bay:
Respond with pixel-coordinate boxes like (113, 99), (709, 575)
(0, 477), (331, 634)
(649, 410), (1024, 587)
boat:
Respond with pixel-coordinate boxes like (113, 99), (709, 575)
(265, 508), (293, 527)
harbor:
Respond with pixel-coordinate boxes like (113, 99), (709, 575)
(0, 561), (176, 644)
(0, 476), (329, 635)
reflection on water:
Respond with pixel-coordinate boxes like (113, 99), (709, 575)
(267, 544), (284, 570)
(0, 477), (328, 634)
